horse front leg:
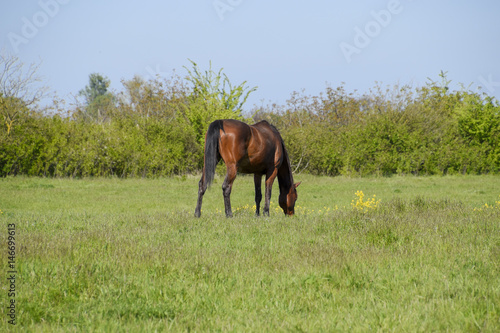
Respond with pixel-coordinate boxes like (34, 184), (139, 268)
(254, 173), (262, 216)
(222, 164), (237, 217)
(263, 168), (278, 216)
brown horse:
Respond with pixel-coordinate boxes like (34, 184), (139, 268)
(194, 119), (300, 217)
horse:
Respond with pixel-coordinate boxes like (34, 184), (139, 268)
(194, 119), (300, 218)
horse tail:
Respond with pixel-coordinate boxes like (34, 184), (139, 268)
(202, 120), (223, 188)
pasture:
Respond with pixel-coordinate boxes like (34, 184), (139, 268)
(1, 175), (499, 332)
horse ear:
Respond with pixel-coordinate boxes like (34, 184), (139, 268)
(294, 182), (301, 188)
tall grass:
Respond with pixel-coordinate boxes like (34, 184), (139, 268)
(1, 175), (499, 331)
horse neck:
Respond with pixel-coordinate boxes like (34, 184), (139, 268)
(277, 148), (294, 193)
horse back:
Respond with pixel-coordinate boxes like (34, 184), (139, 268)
(219, 119), (283, 173)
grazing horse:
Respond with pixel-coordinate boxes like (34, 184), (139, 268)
(194, 119), (300, 217)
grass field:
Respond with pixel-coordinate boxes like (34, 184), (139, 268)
(1, 174), (500, 332)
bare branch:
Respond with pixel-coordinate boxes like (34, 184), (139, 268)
(0, 49), (48, 106)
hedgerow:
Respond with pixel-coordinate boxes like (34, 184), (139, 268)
(1, 66), (499, 177)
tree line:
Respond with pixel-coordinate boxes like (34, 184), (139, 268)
(1, 54), (499, 178)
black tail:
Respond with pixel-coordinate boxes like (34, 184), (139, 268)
(203, 120), (223, 187)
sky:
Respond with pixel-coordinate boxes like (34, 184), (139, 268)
(1, 0), (499, 111)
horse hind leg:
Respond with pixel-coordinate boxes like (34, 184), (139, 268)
(222, 164), (237, 217)
(194, 177), (207, 217)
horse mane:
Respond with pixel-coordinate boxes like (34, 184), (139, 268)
(277, 141), (294, 191)
(264, 122), (294, 192)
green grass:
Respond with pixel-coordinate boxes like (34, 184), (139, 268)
(1, 175), (500, 332)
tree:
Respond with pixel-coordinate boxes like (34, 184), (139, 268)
(78, 73), (115, 121)
(0, 94), (29, 135)
(182, 60), (257, 144)
(0, 51), (47, 134)
(0, 51), (47, 106)
(119, 75), (186, 120)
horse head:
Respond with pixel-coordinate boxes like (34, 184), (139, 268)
(279, 182), (301, 216)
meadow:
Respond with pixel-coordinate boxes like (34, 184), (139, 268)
(1, 174), (499, 332)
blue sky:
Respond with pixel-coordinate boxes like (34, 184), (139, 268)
(2, 0), (499, 110)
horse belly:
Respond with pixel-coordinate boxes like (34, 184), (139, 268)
(237, 156), (266, 174)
